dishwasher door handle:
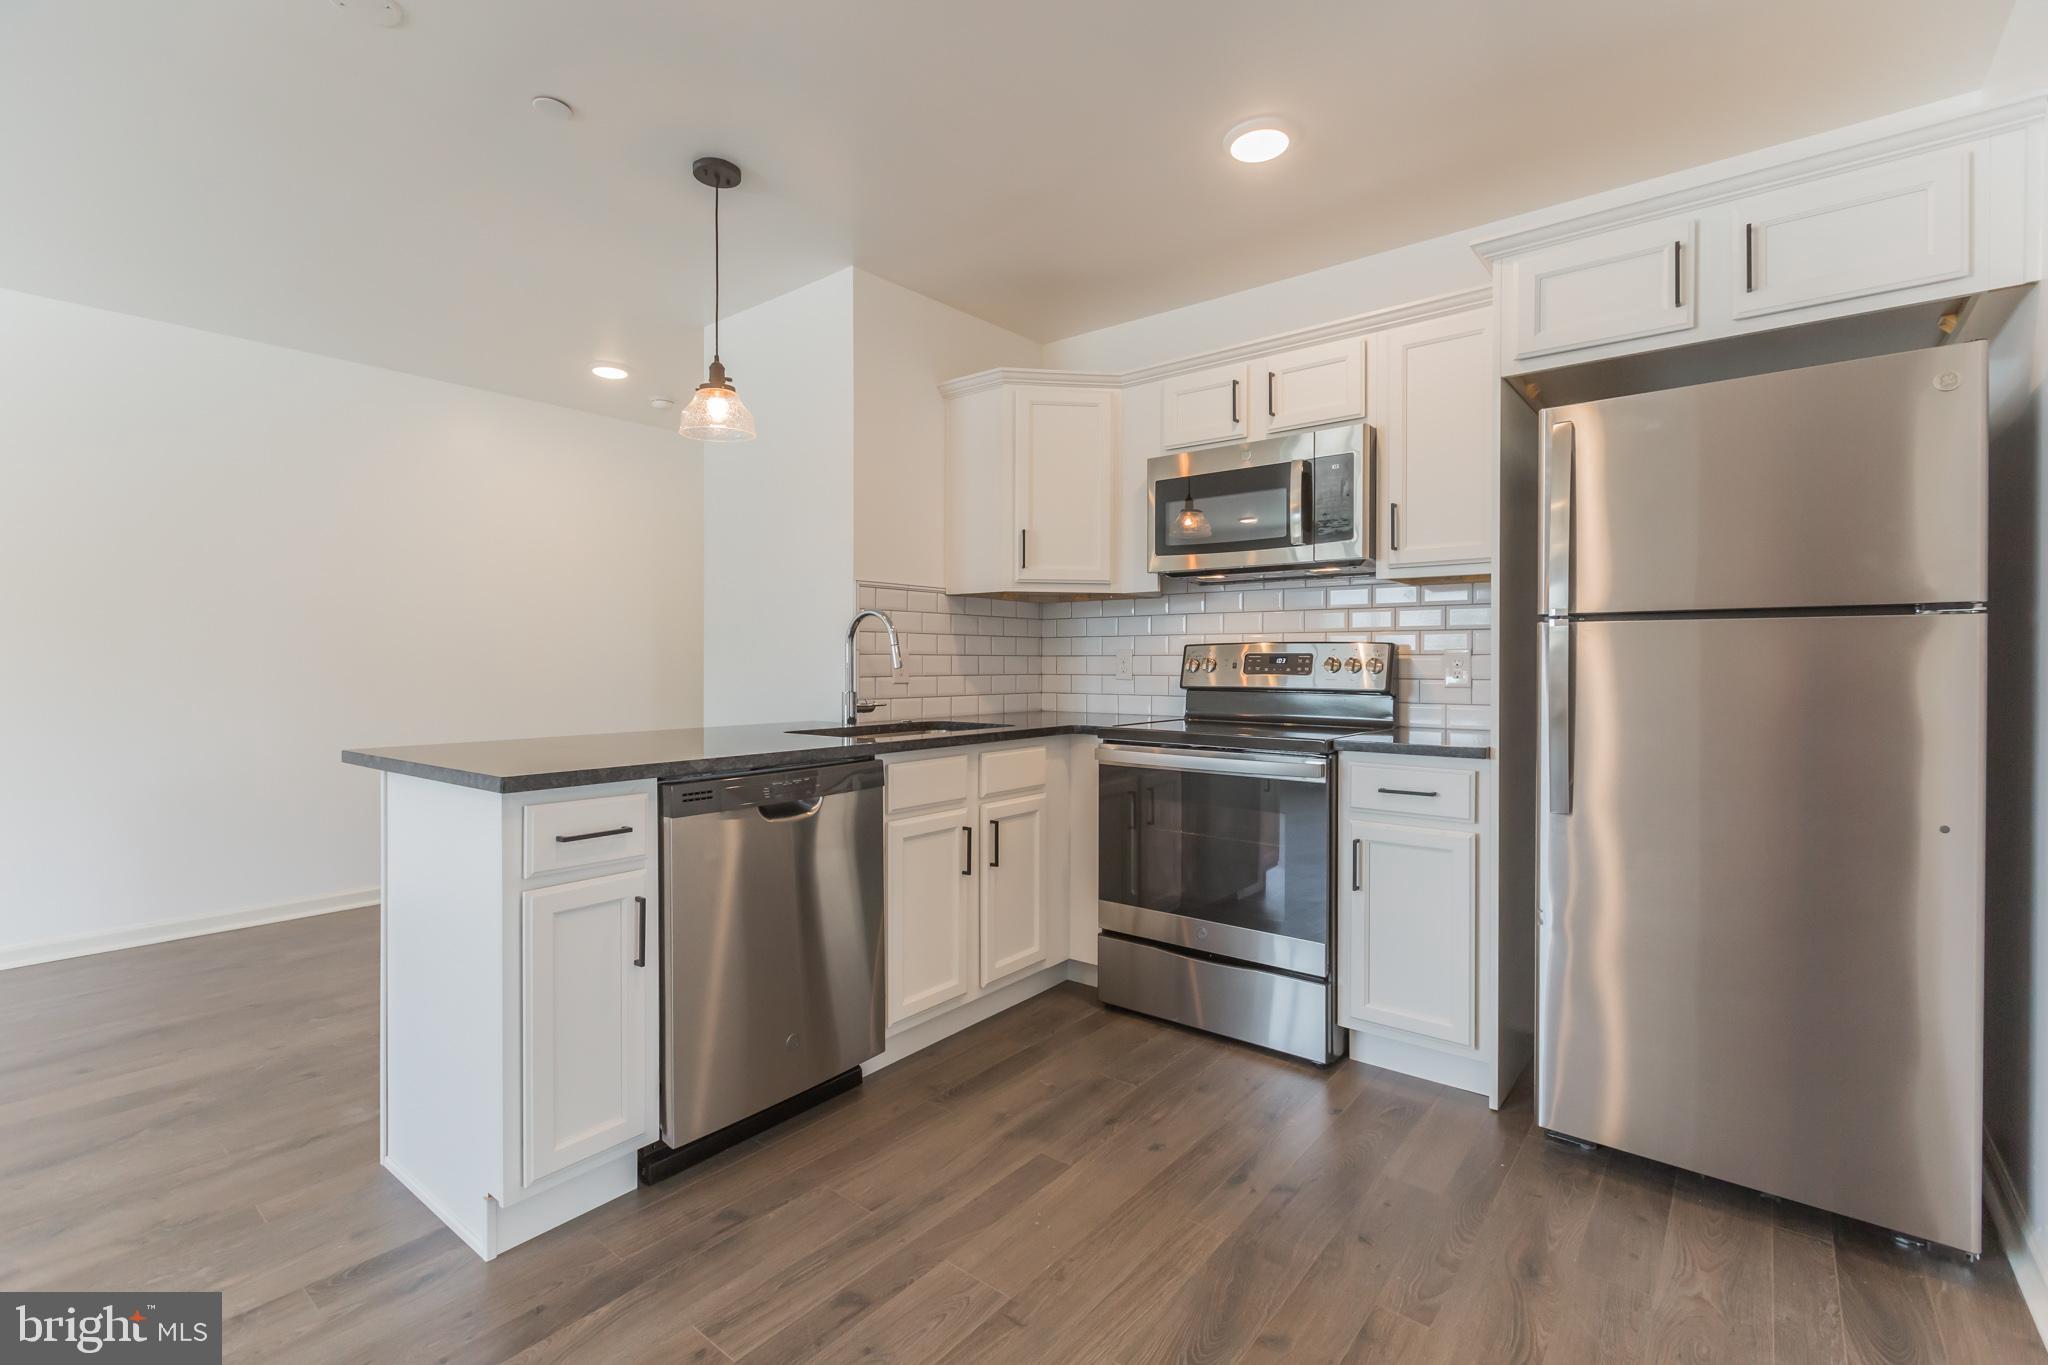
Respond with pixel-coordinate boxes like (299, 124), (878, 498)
(756, 797), (823, 821)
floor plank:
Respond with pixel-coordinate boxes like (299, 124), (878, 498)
(1, 907), (2028, 1365)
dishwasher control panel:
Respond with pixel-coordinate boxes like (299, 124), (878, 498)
(662, 759), (878, 817)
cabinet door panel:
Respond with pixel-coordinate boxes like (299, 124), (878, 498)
(981, 791), (1049, 984)
(1255, 337), (1365, 437)
(1339, 821), (1476, 1047)
(1729, 146), (1971, 320)
(1379, 309), (1495, 571)
(1014, 387), (1116, 583)
(524, 869), (653, 1184)
(1161, 362), (1249, 449)
(1510, 215), (1697, 362)
(887, 807), (976, 1024)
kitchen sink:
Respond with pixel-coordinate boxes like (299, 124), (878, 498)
(791, 721), (1008, 740)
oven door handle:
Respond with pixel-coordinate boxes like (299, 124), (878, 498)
(1097, 744), (1327, 784)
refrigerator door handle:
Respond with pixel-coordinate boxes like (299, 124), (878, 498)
(1544, 420), (1574, 618)
(1546, 619), (1572, 815)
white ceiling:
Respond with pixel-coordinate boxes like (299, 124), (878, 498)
(0, 0), (2019, 427)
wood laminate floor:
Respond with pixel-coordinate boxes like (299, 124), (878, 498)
(2, 906), (2041, 1364)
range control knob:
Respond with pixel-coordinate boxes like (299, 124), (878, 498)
(1184, 656), (1201, 671)
(1322, 656), (1342, 673)
(1345, 657), (1364, 673)
(1364, 654), (1386, 675)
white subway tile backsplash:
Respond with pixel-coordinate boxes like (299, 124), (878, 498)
(855, 572), (1493, 744)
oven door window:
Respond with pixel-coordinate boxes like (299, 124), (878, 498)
(1155, 464), (1298, 557)
(1098, 764), (1329, 948)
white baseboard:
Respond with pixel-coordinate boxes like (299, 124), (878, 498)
(0, 886), (378, 971)
(382, 1155), (489, 1260)
(864, 962), (1073, 1074)
(1987, 1137), (2048, 1351)
(1064, 959), (1098, 987)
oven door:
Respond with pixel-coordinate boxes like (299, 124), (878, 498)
(1096, 744), (1331, 977)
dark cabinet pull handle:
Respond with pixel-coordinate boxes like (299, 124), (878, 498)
(633, 895), (647, 967)
(1267, 371), (1276, 417)
(1377, 786), (1439, 798)
(1019, 529), (1028, 570)
(1351, 839), (1363, 892)
(1390, 502), (1400, 552)
(1672, 240), (1681, 308)
(1745, 223), (1756, 292)
(1230, 378), (1240, 426)
(1144, 788), (1156, 825)
(1127, 794), (1138, 832)
(961, 825), (972, 876)
(557, 825), (632, 843)
(989, 818), (1001, 868)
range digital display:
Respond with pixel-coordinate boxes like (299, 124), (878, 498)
(1243, 652), (1313, 676)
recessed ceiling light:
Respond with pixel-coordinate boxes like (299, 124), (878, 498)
(649, 396), (675, 410)
(530, 95), (574, 121)
(591, 364), (629, 380)
(1226, 119), (1291, 164)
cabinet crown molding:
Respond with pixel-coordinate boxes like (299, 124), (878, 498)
(939, 367), (1121, 397)
(1114, 287), (1492, 387)
(1468, 93), (2047, 264)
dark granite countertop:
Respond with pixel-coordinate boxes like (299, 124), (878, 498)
(343, 712), (1491, 793)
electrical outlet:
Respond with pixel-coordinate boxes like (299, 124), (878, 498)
(1114, 646), (1135, 681)
(1443, 649), (1472, 688)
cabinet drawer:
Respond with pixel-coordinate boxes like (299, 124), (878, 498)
(1346, 763), (1476, 823)
(979, 744), (1049, 798)
(886, 752), (973, 813)
(523, 791), (653, 878)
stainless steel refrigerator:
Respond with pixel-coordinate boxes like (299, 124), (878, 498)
(1535, 342), (1987, 1254)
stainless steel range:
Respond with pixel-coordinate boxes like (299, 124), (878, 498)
(1095, 640), (1395, 1063)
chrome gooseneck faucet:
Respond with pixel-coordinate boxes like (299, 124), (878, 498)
(844, 609), (903, 724)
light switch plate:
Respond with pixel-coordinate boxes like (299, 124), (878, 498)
(1443, 649), (1472, 688)
(1114, 646), (1135, 681)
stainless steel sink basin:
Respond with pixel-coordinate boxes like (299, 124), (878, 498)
(791, 721), (1008, 740)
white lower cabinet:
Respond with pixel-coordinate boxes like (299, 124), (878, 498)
(980, 790), (1048, 984)
(1337, 755), (1485, 1059)
(522, 867), (656, 1184)
(885, 806), (977, 1022)
(1338, 821), (1476, 1047)
(883, 744), (1059, 1031)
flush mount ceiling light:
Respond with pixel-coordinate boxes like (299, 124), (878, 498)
(677, 156), (756, 442)
(1226, 119), (1291, 164)
(1175, 481), (1212, 539)
(591, 364), (629, 380)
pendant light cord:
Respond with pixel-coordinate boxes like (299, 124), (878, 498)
(711, 185), (721, 363)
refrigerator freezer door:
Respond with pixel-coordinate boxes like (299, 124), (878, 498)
(1540, 344), (1987, 616)
(1536, 611), (1984, 1252)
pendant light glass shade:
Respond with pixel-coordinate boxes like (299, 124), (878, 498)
(679, 156), (756, 443)
(676, 358), (755, 441)
(1175, 483), (1212, 538)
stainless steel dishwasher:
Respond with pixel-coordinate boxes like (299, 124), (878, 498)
(643, 759), (884, 1182)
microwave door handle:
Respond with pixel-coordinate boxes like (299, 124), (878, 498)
(1291, 459), (1309, 546)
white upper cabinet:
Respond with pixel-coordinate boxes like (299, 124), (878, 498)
(1728, 145), (1972, 321)
(1253, 337), (1367, 438)
(1375, 307), (1496, 573)
(1162, 341), (1366, 450)
(1160, 361), (1250, 449)
(1506, 214), (1698, 364)
(944, 374), (1126, 595)
(1014, 386), (1117, 584)
(1480, 106), (2042, 375)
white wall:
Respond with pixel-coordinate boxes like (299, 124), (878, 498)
(0, 288), (705, 965)
(1042, 228), (1486, 373)
(700, 269), (858, 725)
(852, 272), (1041, 590)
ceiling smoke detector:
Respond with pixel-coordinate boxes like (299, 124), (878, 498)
(330, 0), (405, 27)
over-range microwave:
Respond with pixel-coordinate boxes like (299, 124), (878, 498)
(1146, 423), (1375, 578)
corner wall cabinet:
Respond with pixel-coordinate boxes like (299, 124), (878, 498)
(943, 373), (1122, 595)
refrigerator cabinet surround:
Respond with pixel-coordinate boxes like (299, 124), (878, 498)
(1535, 342), (1989, 1256)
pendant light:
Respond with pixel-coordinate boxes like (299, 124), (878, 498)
(1175, 479), (1212, 538)
(677, 156), (756, 442)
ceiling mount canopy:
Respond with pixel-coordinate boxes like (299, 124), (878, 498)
(677, 155), (756, 442)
